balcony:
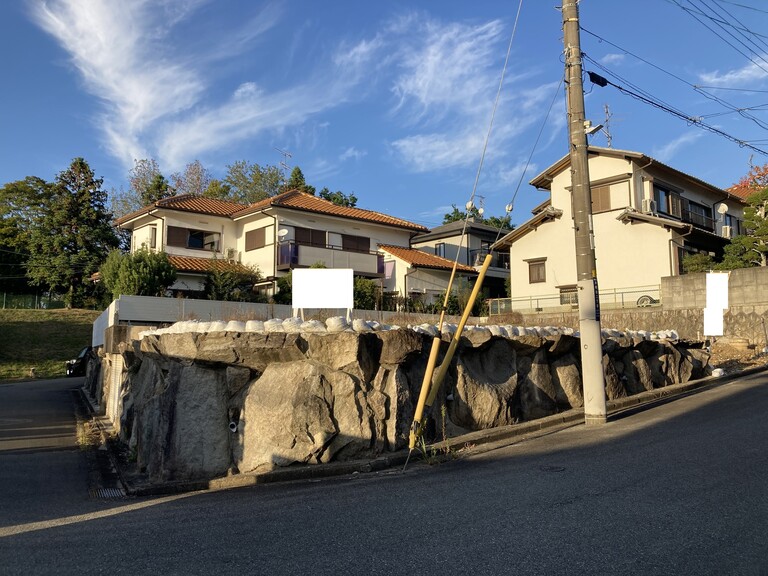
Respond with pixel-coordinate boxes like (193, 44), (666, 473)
(278, 241), (384, 276)
(681, 209), (715, 232)
(468, 249), (510, 269)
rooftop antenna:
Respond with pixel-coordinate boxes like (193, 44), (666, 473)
(603, 104), (613, 148)
(274, 147), (292, 187)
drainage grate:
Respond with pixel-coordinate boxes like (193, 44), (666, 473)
(89, 487), (126, 500)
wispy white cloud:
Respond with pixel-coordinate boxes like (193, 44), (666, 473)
(652, 131), (703, 162)
(600, 53), (625, 66)
(698, 59), (768, 87)
(32, 0), (206, 164)
(31, 0), (285, 173)
(340, 147), (367, 162)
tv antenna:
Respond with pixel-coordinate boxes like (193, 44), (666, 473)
(274, 147), (292, 173)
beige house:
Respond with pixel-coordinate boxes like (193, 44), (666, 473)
(115, 190), (429, 298)
(492, 146), (749, 309)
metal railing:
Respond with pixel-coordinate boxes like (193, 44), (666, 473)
(487, 284), (661, 315)
(468, 249), (510, 269)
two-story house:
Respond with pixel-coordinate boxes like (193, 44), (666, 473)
(116, 190), (477, 304)
(410, 219), (512, 298)
(492, 146), (748, 309)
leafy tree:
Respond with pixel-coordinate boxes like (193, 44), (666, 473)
(682, 252), (715, 273)
(204, 179), (233, 200)
(442, 203), (513, 229)
(224, 160), (283, 203)
(99, 248), (177, 302)
(354, 277), (379, 310)
(738, 187), (768, 267)
(203, 261), (264, 302)
(272, 271), (292, 304)
(319, 187), (358, 207)
(25, 158), (119, 308)
(285, 166), (316, 195)
(443, 203), (481, 223)
(0, 177), (50, 294)
(171, 159), (212, 196)
(130, 158), (172, 206)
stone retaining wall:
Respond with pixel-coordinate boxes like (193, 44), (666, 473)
(89, 321), (710, 485)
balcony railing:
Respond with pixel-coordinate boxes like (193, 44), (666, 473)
(278, 241), (384, 276)
(468, 249), (510, 269)
(681, 209), (715, 231)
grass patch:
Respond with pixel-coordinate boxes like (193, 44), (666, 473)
(0, 308), (100, 381)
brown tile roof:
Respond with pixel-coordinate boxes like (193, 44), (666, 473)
(379, 244), (476, 273)
(233, 190), (429, 232)
(115, 194), (248, 225)
(726, 183), (757, 200)
(168, 255), (249, 274)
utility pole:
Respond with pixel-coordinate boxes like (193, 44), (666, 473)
(562, 2), (607, 425)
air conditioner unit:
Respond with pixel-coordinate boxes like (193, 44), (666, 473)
(641, 198), (656, 213)
(722, 225), (732, 239)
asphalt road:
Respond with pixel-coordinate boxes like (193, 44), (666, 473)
(0, 373), (767, 575)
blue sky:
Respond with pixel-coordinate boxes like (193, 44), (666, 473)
(2, 1), (768, 228)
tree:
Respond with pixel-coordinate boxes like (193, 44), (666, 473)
(203, 179), (233, 200)
(223, 160), (283, 203)
(272, 271), (292, 304)
(99, 248), (177, 302)
(285, 166), (315, 195)
(354, 277), (379, 310)
(130, 158), (172, 206)
(739, 187), (768, 267)
(0, 177), (50, 294)
(443, 203), (481, 224)
(25, 158), (119, 308)
(203, 261), (264, 302)
(682, 252), (715, 273)
(171, 159), (212, 196)
(319, 187), (358, 207)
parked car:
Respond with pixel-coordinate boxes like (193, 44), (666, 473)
(65, 346), (92, 377)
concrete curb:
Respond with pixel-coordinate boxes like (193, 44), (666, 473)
(81, 362), (768, 497)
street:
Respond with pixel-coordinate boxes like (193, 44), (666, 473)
(1, 373), (767, 575)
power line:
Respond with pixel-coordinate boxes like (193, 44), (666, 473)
(585, 70), (768, 156)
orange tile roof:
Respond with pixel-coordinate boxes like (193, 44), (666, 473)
(233, 190), (429, 232)
(726, 184), (757, 201)
(379, 244), (476, 273)
(167, 255), (249, 273)
(116, 194), (248, 225)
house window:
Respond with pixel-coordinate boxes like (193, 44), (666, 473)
(653, 184), (682, 218)
(684, 202), (713, 230)
(167, 226), (220, 251)
(559, 285), (578, 305)
(342, 234), (370, 253)
(591, 185), (611, 213)
(527, 258), (546, 284)
(245, 227), (266, 251)
(724, 213), (741, 235)
(435, 242), (445, 258)
(294, 227), (326, 247)
(149, 226), (157, 249)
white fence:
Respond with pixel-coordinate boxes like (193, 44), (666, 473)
(488, 284), (661, 316)
(91, 295), (484, 347)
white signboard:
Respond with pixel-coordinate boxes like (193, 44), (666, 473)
(706, 272), (729, 310)
(703, 307), (724, 337)
(292, 268), (354, 309)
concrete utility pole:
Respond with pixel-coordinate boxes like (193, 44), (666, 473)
(562, 2), (607, 425)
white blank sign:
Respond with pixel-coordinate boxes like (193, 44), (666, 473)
(292, 268), (354, 309)
(706, 272), (729, 310)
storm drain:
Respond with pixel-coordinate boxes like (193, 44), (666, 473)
(89, 487), (126, 500)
